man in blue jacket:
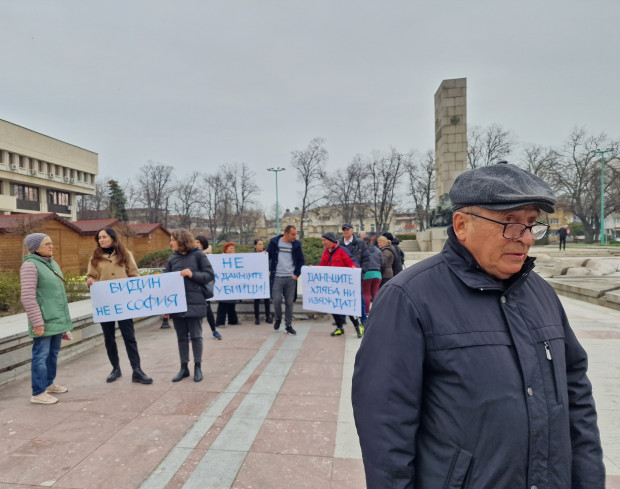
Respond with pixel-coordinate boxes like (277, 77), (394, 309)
(267, 225), (305, 335)
(352, 162), (605, 489)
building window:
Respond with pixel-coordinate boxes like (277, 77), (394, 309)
(11, 183), (39, 201)
(550, 218), (559, 224)
(48, 190), (70, 206)
(371, 224), (375, 232)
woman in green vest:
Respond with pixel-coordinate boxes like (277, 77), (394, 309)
(20, 233), (73, 404)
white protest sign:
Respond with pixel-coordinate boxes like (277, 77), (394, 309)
(301, 265), (362, 316)
(209, 252), (270, 300)
(90, 273), (187, 323)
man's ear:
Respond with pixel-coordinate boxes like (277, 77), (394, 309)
(453, 212), (467, 241)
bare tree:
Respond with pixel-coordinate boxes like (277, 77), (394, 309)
(223, 163), (260, 244)
(172, 171), (202, 229)
(547, 128), (620, 242)
(405, 150), (436, 231)
(201, 169), (234, 243)
(135, 161), (175, 224)
(291, 137), (328, 238)
(519, 143), (558, 180)
(467, 123), (516, 169)
(323, 158), (368, 225)
(367, 148), (409, 233)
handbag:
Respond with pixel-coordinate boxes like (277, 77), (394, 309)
(194, 251), (215, 299)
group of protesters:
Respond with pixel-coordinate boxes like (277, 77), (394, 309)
(19, 221), (402, 404)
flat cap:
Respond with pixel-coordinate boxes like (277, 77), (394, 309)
(342, 223), (353, 229)
(322, 232), (338, 243)
(450, 161), (556, 213)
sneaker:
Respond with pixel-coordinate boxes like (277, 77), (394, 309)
(356, 326), (364, 338)
(31, 392), (58, 404)
(255, 318), (260, 325)
(285, 326), (297, 335)
(46, 384), (68, 394)
(274, 319), (281, 331)
(331, 328), (344, 337)
(213, 331), (222, 340)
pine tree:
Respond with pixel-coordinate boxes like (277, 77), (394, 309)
(108, 179), (128, 221)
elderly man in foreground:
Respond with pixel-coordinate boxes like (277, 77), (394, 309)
(352, 162), (605, 489)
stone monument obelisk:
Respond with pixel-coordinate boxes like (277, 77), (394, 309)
(417, 78), (467, 252)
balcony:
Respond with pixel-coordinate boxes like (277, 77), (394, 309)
(48, 203), (70, 214)
(16, 199), (41, 211)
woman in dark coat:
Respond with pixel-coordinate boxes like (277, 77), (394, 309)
(164, 228), (214, 382)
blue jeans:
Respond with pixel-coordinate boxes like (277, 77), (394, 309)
(31, 334), (62, 395)
(272, 276), (296, 326)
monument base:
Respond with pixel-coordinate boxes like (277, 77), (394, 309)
(416, 227), (449, 252)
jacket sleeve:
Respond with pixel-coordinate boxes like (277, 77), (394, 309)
(340, 248), (356, 268)
(359, 240), (371, 273)
(86, 256), (100, 282)
(352, 283), (424, 489)
(293, 242), (305, 276)
(191, 252), (215, 285)
(20, 261), (44, 328)
(126, 252), (140, 278)
(561, 310), (606, 488)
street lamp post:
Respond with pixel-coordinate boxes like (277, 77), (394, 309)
(267, 167), (286, 235)
(594, 148), (612, 244)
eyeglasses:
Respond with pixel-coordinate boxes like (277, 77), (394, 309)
(464, 213), (549, 240)
(41, 242), (54, 247)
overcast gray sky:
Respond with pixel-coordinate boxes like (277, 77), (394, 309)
(2, 0), (619, 213)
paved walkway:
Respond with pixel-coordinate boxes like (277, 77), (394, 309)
(0, 296), (618, 488)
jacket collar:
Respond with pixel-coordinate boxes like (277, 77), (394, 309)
(442, 226), (536, 292)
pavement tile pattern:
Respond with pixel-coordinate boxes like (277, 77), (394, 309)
(0, 294), (618, 488)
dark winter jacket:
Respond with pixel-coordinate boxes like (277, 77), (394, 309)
(379, 244), (398, 279)
(339, 235), (370, 273)
(318, 244), (356, 268)
(391, 237), (406, 268)
(352, 227), (604, 489)
(164, 248), (214, 318)
(266, 235), (305, 288)
(365, 244), (383, 273)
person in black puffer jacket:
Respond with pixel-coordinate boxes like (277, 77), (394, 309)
(165, 228), (214, 383)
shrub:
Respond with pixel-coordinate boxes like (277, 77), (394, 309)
(395, 233), (416, 241)
(137, 248), (173, 268)
(0, 272), (21, 312)
(301, 237), (324, 266)
(64, 273), (89, 302)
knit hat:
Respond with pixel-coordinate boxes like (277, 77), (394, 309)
(24, 233), (48, 252)
(450, 161), (556, 213)
(322, 232), (338, 243)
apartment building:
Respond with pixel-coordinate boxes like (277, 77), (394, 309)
(0, 119), (98, 220)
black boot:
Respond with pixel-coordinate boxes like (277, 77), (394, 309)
(172, 363), (190, 382)
(265, 315), (273, 324)
(106, 366), (121, 383)
(194, 362), (203, 382)
(132, 367), (153, 384)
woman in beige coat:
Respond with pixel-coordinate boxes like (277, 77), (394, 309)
(86, 227), (152, 384)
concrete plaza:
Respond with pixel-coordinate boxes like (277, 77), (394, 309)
(0, 295), (618, 488)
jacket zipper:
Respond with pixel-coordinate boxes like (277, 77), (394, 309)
(544, 341), (552, 360)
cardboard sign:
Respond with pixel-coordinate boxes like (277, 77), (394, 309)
(301, 265), (362, 316)
(209, 252), (270, 300)
(90, 273), (187, 323)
